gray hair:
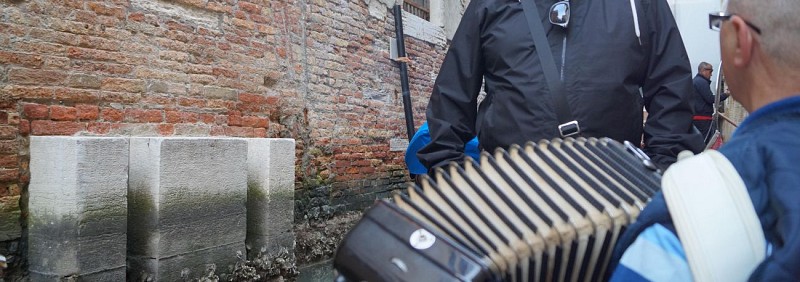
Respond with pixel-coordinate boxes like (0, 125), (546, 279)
(727, 0), (800, 68)
(698, 62), (712, 73)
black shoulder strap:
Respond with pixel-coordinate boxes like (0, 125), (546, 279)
(519, 0), (580, 137)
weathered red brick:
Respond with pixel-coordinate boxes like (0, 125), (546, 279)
(50, 105), (77, 121)
(210, 126), (225, 136)
(0, 140), (18, 154)
(238, 2), (261, 14)
(200, 114), (215, 124)
(165, 20), (193, 33)
(100, 91), (142, 104)
(232, 17), (255, 30)
(72, 61), (133, 75)
(207, 99), (236, 109)
(124, 109), (163, 123)
(254, 128), (267, 137)
(87, 122), (111, 134)
(74, 10), (98, 25)
(182, 112), (200, 123)
(206, 1), (232, 13)
(265, 96), (281, 105)
(18, 120), (29, 136)
(239, 93), (267, 104)
(0, 126), (17, 140)
(3, 85), (54, 100)
(31, 120), (85, 135)
(214, 114), (228, 125)
(157, 124), (174, 136)
(237, 102), (261, 113)
(178, 97), (206, 108)
(252, 15), (269, 25)
(7, 183), (21, 196)
(8, 68), (66, 85)
(76, 104), (99, 120)
(241, 116), (259, 128)
(78, 35), (121, 51)
(212, 67), (238, 78)
(0, 51), (44, 68)
(165, 111), (181, 123)
(87, 2), (125, 18)
(227, 113), (242, 126)
(22, 103), (48, 119)
(18, 171), (29, 185)
(101, 108), (123, 122)
(66, 74), (102, 89)
(140, 95), (175, 107)
(167, 111), (201, 124)
(255, 117), (269, 128)
(175, 0), (206, 8)
(128, 12), (145, 22)
(101, 77), (145, 93)
(224, 126), (254, 137)
(0, 169), (19, 182)
(0, 155), (17, 168)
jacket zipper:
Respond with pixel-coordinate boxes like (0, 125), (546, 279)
(560, 36), (567, 81)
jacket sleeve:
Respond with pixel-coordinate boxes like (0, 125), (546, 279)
(640, 0), (704, 168)
(749, 148), (800, 280)
(416, 1), (485, 172)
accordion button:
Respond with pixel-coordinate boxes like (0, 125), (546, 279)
(409, 228), (436, 250)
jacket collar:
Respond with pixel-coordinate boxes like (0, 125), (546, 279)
(737, 95), (800, 132)
(695, 73), (711, 83)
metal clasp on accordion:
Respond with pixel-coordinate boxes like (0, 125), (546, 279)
(624, 140), (661, 173)
(558, 120), (581, 138)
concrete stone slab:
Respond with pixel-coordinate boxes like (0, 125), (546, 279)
(244, 138), (295, 257)
(28, 137), (129, 281)
(127, 137), (247, 280)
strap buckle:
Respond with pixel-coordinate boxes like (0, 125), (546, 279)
(558, 120), (581, 138)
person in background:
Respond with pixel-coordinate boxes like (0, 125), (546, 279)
(405, 121), (480, 177)
(418, 0), (704, 173)
(608, 0), (800, 280)
(692, 61), (729, 143)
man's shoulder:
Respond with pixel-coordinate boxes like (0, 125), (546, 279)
(691, 76), (705, 89)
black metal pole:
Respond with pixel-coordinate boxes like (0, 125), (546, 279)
(393, 5), (416, 140)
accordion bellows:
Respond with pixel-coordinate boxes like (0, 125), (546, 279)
(334, 137), (662, 282)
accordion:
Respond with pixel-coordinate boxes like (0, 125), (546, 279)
(333, 137), (662, 282)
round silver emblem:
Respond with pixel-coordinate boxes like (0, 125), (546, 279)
(409, 228), (436, 250)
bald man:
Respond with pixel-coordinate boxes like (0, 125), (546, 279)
(691, 61), (728, 143)
(608, 0), (800, 280)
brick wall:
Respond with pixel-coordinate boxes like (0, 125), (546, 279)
(0, 0), (450, 275)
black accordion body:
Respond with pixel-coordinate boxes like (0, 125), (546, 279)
(334, 137), (662, 281)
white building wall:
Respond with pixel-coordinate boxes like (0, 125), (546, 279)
(670, 0), (726, 93)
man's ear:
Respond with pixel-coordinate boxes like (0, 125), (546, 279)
(730, 16), (754, 67)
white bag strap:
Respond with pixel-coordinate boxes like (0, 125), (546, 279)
(662, 150), (765, 282)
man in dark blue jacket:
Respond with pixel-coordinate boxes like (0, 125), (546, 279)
(691, 61), (728, 143)
(418, 0), (704, 172)
(609, 0), (800, 280)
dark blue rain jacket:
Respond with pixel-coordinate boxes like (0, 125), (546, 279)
(418, 0), (704, 172)
(610, 95), (800, 280)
